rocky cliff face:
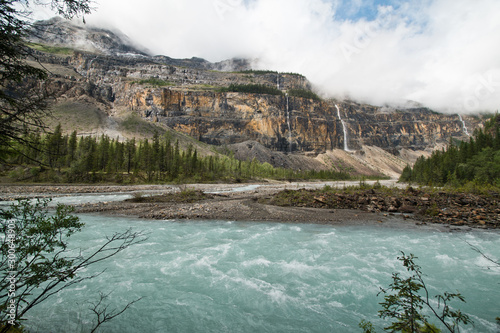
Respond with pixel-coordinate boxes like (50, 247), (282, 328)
(340, 103), (475, 153)
(124, 87), (478, 154)
(37, 49), (481, 154)
(26, 18), (486, 176)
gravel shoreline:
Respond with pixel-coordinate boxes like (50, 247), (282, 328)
(0, 181), (496, 232)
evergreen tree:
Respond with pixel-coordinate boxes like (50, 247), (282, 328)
(113, 138), (125, 174)
(125, 138), (136, 174)
(400, 114), (500, 187)
(67, 130), (77, 167)
(0, 0), (92, 160)
(45, 124), (65, 169)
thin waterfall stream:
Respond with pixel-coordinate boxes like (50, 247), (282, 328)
(286, 94), (292, 153)
(87, 57), (98, 77)
(335, 104), (350, 151)
(458, 114), (471, 136)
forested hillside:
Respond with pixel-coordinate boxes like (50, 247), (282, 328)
(4, 125), (351, 183)
(400, 114), (500, 188)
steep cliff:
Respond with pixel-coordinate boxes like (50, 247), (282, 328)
(25, 18), (486, 178)
(124, 87), (478, 154)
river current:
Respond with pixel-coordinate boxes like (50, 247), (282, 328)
(23, 213), (499, 332)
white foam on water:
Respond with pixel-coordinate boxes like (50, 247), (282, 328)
(279, 260), (330, 276)
(318, 231), (337, 238)
(327, 301), (344, 308)
(23, 216), (500, 333)
(305, 303), (328, 316)
(241, 258), (272, 267)
(193, 255), (217, 268)
(435, 253), (455, 266)
(72, 285), (87, 291)
(476, 255), (500, 273)
(267, 288), (290, 304)
(116, 280), (133, 291)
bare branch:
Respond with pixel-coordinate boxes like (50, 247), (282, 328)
(89, 292), (143, 333)
(463, 239), (500, 268)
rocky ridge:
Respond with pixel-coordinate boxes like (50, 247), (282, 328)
(26, 18), (487, 177)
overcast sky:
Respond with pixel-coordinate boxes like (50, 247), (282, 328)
(36, 0), (500, 113)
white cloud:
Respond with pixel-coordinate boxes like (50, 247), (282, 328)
(75, 0), (500, 112)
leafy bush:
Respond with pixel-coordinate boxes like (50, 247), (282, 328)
(361, 252), (472, 333)
(0, 200), (145, 331)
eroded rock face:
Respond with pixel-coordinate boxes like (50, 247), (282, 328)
(126, 89), (341, 151)
(340, 103), (473, 152)
(33, 40), (483, 156)
(124, 87), (478, 153)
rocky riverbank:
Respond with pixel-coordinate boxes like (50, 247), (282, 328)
(0, 182), (498, 230)
(261, 186), (500, 229)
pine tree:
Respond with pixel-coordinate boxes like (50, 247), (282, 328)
(125, 138), (136, 174)
(67, 130), (77, 167)
(45, 124), (64, 169)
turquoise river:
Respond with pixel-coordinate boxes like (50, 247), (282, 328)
(23, 214), (500, 332)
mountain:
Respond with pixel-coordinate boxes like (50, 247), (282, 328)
(29, 17), (148, 56)
(29, 17), (252, 71)
(25, 18), (486, 178)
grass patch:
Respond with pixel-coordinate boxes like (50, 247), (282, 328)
(28, 42), (74, 55)
(48, 101), (106, 133)
(119, 113), (164, 138)
(133, 78), (174, 87)
(262, 189), (321, 207)
(126, 188), (211, 203)
(191, 84), (217, 90)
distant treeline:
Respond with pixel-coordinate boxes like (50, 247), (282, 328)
(219, 84), (321, 101)
(400, 114), (500, 188)
(7, 125), (351, 183)
(219, 84), (283, 95)
(238, 70), (305, 77)
(287, 89), (321, 101)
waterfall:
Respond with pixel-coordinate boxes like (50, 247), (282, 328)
(458, 114), (470, 136)
(87, 57), (98, 78)
(335, 104), (350, 151)
(286, 94), (292, 153)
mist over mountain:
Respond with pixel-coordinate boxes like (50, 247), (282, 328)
(29, 17), (149, 56)
(22, 17), (490, 178)
(29, 17), (253, 72)
(67, 0), (500, 114)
